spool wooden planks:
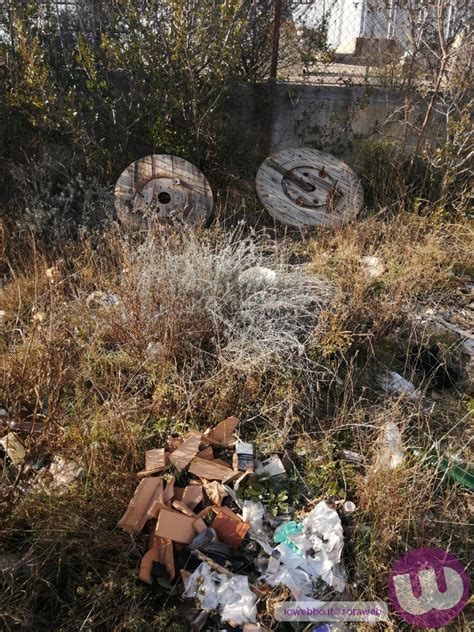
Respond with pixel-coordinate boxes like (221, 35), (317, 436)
(256, 148), (363, 228)
(114, 154), (213, 228)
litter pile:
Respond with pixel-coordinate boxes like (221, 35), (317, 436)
(117, 417), (349, 630)
(0, 428), (84, 495)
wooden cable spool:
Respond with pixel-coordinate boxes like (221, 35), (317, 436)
(256, 148), (363, 227)
(114, 154), (213, 228)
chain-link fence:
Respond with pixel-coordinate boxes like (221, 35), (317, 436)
(12, 0), (472, 88)
(286, 0), (471, 87)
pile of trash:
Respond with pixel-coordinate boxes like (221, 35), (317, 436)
(117, 417), (349, 630)
(0, 425), (85, 496)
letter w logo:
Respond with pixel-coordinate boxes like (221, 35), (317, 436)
(393, 567), (465, 615)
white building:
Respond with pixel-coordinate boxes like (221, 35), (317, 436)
(293, 1), (461, 55)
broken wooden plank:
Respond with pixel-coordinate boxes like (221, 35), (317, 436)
(193, 551), (235, 578)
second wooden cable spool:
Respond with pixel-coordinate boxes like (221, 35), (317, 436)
(114, 154), (213, 228)
(256, 148), (363, 227)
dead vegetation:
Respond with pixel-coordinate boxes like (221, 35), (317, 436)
(1, 207), (473, 630)
(122, 227), (334, 372)
(1, 0), (472, 627)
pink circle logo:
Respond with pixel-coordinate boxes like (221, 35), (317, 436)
(388, 547), (470, 628)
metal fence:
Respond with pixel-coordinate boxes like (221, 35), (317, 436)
(28, 0), (473, 88)
(287, 0), (470, 87)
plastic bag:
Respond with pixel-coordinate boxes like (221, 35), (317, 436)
(183, 562), (257, 624)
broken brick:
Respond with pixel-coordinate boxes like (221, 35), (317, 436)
(182, 484), (203, 510)
(169, 432), (201, 470)
(118, 477), (164, 533)
(211, 511), (250, 549)
(188, 457), (233, 481)
(155, 508), (196, 544)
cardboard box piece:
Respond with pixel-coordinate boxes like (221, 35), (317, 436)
(182, 484), (203, 510)
(139, 536), (175, 583)
(167, 436), (183, 451)
(172, 500), (196, 517)
(196, 446), (214, 460)
(192, 517), (207, 534)
(202, 479), (227, 506)
(174, 487), (185, 501)
(163, 476), (175, 505)
(137, 448), (169, 478)
(147, 448), (168, 470)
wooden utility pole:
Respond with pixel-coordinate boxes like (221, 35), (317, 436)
(270, 0), (283, 80)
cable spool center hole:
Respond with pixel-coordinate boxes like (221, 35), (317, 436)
(158, 191), (171, 204)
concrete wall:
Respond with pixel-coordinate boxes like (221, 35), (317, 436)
(267, 83), (404, 151)
(224, 82), (409, 166)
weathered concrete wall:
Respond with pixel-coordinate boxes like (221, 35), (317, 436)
(223, 82), (414, 166)
(267, 83), (404, 151)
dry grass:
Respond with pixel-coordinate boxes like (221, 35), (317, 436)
(309, 211), (474, 335)
(0, 210), (473, 630)
(117, 226), (334, 372)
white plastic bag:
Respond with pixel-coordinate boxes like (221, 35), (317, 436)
(183, 562), (257, 624)
(265, 566), (314, 600)
(242, 500), (273, 554)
